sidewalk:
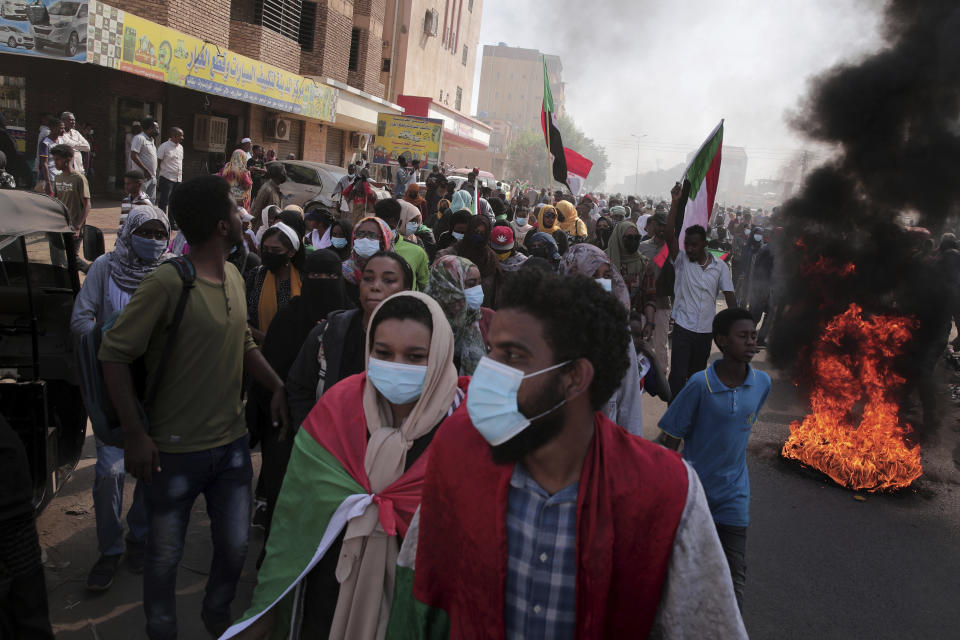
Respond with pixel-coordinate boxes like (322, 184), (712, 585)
(37, 427), (263, 639)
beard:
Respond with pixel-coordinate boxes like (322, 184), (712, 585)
(490, 382), (568, 465)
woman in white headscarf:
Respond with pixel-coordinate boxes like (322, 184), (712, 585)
(224, 291), (466, 640)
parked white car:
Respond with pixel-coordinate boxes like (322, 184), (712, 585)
(271, 160), (387, 215)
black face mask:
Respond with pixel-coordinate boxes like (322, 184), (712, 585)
(261, 252), (290, 273)
(623, 237), (641, 253)
(466, 232), (486, 246)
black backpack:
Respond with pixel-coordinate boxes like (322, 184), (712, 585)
(78, 257), (196, 448)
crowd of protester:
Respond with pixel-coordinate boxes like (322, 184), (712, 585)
(4, 118), (800, 638)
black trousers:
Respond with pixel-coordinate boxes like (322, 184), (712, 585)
(669, 324), (714, 398)
(715, 523), (747, 612)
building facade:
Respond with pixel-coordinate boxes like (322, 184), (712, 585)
(2, 0), (403, 194)
(381, 0), (482, 113)
(476, 44), (564, 131)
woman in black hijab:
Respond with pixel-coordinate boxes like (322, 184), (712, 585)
(253, 249), (351, 541)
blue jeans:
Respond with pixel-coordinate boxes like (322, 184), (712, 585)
(141, 435), (252, 640)
(94, 439), (148, 556)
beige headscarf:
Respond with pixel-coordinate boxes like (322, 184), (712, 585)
(398, 199), (423, 240)
(330, 291), (458, 640)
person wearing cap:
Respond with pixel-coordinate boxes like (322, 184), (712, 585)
(246, 222), (304, 344)
(490, 223), (527, 272)
(638, 211), (672, 372)
(239, 137), (253, 162)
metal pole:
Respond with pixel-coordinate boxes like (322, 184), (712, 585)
(634, 141), (639, 195)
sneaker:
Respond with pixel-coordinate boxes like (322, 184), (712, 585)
(86, 553), (122, 592)
(125, 538), (146, 574)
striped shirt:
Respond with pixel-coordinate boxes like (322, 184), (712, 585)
(505, 464), (578, 640)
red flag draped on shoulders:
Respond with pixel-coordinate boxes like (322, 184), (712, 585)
(410, 406), (689, 639)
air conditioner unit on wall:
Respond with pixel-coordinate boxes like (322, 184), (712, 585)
(349, 132), (369, 150)
(424, 9), (439, 36)
(193, 114), (229, 153)
(266, 117), (291, 141)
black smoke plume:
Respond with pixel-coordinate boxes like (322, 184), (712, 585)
(769, 0), (960, 383)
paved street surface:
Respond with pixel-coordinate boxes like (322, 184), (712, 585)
(39, 234), (960, 637)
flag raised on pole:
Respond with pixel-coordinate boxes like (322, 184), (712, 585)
(540, 56), (567, 187)
(679, 119), (724, 239)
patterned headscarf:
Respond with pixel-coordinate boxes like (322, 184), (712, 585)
(341, 216), (394, 285)
(559, 243), (631, 309)
(425, 255), (486, 375)
(219, 149), (253, 209)
(109, 204), (171, 293)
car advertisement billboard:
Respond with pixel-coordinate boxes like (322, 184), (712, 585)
(372, 114), (443, 166)
(0, 0), (87, 61)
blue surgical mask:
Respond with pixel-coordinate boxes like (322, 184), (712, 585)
(467, 356), (572, 445)
(464, 285), (484, 310)
(331, 237), (348, 249)
(452, 231), (465, 240)
(596, 278), (612, 292)
(367, 357), (427, 405)
(353, 237), (380, 258)
(130, 235), (167, 262)
(405, 221), (419, 236)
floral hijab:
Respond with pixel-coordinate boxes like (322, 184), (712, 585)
(424, 255), (486, 375)
(219, 149), (253, 209)
(341, 216), (394, 285)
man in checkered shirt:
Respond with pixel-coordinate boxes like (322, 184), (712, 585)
(390, 270), (746, 639)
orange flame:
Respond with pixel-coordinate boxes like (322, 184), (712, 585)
(781, 304), (922, 491)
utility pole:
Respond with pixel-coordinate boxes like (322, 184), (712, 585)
(630, 133), (646, 195)
(800, 150), (810, 182)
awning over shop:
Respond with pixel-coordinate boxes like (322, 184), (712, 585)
(396, 96), (491, 150)
(310, 77), (403, 134)
(85, 0), (338, 123)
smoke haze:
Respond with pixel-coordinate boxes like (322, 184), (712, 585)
(475, 0), (886, 188)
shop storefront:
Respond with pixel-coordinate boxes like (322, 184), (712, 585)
(395, 95), (491, 164)
(0, 0), (408, 193)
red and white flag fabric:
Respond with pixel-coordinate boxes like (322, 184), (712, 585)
(564, 147), (593, 195)
(679, 119), (724, 239)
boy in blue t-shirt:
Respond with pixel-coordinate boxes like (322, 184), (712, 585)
(657, 307), (771, 611)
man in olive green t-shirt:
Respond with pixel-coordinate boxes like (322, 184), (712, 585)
(100, 175), (289, 639)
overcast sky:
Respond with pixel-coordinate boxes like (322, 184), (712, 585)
(471, 0), (887, 189)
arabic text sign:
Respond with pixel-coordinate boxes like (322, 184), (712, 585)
(86, 0), (337, 122)
(372, 114), (443, 166)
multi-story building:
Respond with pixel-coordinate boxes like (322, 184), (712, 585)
(380, 0), (491, 169)
(1, 0), (410, 193)
(476, 44), (564, 131)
